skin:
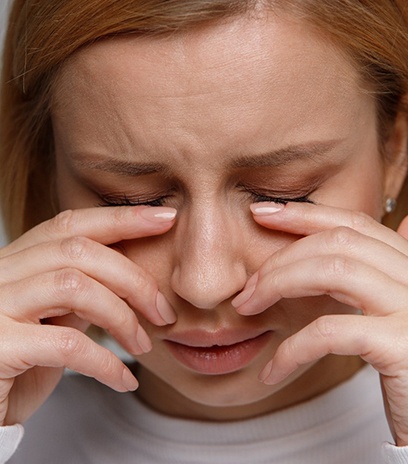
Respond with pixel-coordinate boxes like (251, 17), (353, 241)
(1, 9), (408, 447)
(52, 12), (406, 419)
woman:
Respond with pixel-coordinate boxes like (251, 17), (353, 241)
(1, 0), (408, 462)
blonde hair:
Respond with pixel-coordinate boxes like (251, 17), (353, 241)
(1, 0), (408, 240)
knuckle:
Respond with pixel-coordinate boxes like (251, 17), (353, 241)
(322, 254), (354, 280)
(54, 327), (84, 359)
(325, 226), (357, 251)
(103, 302), (128, 334)
(46, 210), (76, 236)
(282, 335), (300, 359)
(314, 315), (338, 340)
(127, 264), (145, 286)
(268, 268), (284, 293)
(348, 210), (372, 232)
(111, 304), (132, 331)
(123, 266), (152, 301)
(98, 352), (119, 378)
(60, 236), (93, 262)
(112, 205), (131, 224)
(54, 268), (88, 297)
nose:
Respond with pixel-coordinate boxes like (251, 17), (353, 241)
(170, 205), (248, 309)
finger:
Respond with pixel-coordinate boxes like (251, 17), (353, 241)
(244, 226), (408, 288)
(259, 313), (404, 385)
(397, 215), (408, 239)
(1, 206), (177, 257)
(2, 324), (139, 392)
(250, 202), (408, 255)
(0, 236), (176, 326)
(259, 312), (408, 446)
(1, 269), (152, 355)
(233, 254), (408, 316)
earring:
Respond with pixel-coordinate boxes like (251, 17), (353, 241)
(384, 197), (397, 214)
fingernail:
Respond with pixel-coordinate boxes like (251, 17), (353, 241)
(122, 368), (139, 391)
(259, 360), (274, 383)
(140, 207), (177, 222)
(250, 203), (284, 215)
(156, 292), (177, 324)
(231, 285), (256, 308)
(136, 325), (153, 353)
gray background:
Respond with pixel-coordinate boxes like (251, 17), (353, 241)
(1, 0), (12, 245)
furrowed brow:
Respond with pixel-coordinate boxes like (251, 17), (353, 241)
(231, 140), (342, 168)
(69, 155), (171, 176)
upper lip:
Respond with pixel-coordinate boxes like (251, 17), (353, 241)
(164, 329), (270, 348)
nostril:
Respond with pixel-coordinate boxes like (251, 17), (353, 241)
(170, 263), (248, 310)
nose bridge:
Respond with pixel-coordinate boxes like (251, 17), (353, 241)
(171, 203), (247, 309)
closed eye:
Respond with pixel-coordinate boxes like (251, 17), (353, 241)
(245, 189), (315, 205)
(98, 193), (170, 207)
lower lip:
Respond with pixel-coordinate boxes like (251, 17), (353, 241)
(165, 332), (272, 375)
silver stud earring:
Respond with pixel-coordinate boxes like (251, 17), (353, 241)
(384, 197), (397, 214)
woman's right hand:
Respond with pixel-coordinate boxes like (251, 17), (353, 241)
(0, 205), (177, 426)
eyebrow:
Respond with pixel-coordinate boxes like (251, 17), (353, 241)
(230, 139), (342, 168)
(69, 139), (342, 176)
(70, 157), (170, 176)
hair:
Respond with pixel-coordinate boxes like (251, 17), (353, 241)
(1, 0), (408, 240)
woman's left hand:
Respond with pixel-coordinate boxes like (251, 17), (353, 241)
(232, 202), (408, 447)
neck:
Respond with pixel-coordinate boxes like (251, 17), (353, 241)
(134, 356), (365, 422)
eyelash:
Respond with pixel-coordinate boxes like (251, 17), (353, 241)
(247, 191), (314, 205)
(97, 190), (315, 208)
(244, 188), (314, 205)
(98, 194), (169, 208)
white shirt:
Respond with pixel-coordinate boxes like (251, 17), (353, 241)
(2, 365), (408, 463)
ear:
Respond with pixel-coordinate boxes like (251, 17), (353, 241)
(383, 109), (408, 202)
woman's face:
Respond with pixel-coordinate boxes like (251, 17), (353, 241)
(53, 12), (388, 419)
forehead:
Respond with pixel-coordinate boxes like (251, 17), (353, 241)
(52, 11), (372, 164)
(55, 12), (360, 95)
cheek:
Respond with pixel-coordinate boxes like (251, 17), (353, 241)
(319, 180), (383, 220)
(121, 235), (174, 282)
(315, 153), (384, 220)
(264, 295), (359, 342)
(352, 172), (384, 220)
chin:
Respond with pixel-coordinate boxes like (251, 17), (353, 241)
(181, 372), (275, 407)
(154, 366), (288, 421)
(136, 352), (328, 421)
